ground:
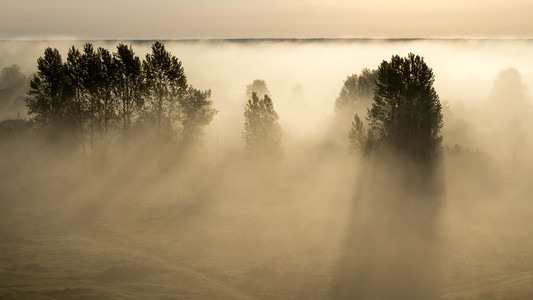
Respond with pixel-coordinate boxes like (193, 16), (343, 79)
(1, 143), (533, 299)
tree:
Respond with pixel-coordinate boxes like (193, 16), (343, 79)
(65, 46), (88, 148)
(113, 43), (145, 142)
(366, 53), (443, 163)
(245, 79), (271, 100)
(335, 68), (377, 114)
(80, 43), (105, 147)
(26, 48), (73, 129)
(332, 69), (377, 148)
(488, 68), (529, 116)
(0, 64), (27, 95)
(0, 64), (28, 119)
(143, 42), (188, 143)
(63, 44), (118, 156)
(348, 114), (367, 154)
(242, 92), (282, 158)
(97, 47), (119, 151)
(178, 86), (217, 145)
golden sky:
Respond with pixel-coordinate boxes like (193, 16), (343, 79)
(1, 0), (532, 39)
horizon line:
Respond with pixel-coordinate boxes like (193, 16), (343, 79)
(2, 37), (533, 43)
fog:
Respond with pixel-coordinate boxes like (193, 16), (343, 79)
(1, 39), (533, 299)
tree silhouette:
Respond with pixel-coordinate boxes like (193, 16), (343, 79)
(61, 44), (119, 155)
(97, 47), (119, 150)
(0, 64), (28, 119)
(348, 114), (367, 154)
(245, 79), (271, 100)
(335, 68), (377, 114)
(178, 86), (217, 146)
(332, 69), (377, 149)
(143, 41), (188, 144)
(80, 43), (105, 149)
(488, 68), (529, 116)
(24, 42), (219, 159)
(242, 92), (282, 158)
(367, 53), (443, 163)
(113, 43), (145, 143)
(26, 48), (73, 130)
(334, 55), (443, 299)
(0, 65), (27, 97)
(65, 46), (88, 150)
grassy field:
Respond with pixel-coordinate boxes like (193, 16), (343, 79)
(2, 143), (533, 299)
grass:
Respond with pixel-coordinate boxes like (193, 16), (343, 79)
(2, 145), (533, 299)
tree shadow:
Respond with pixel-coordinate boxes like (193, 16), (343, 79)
(330, 156), (444, 299)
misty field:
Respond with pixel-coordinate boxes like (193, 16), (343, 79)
(2, 39), (533, 299)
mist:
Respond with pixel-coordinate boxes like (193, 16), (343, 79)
(2, 39), (533, 299)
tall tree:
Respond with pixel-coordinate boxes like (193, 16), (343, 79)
(242, 92), (282, 158)
(339, 55), (443, 300)
(80, 43), (105, 148)
(97, 47), (119, 151)
(0, 64), (27, 96)
(332, 69), (377, 148)
(335, 68), (377, 114)
(0, 64), (28, 119)
(113, 43), (145, 142)
(143, 41), (187, 143)
(178, 86), (217, 146)
(26, 48), (72, 130)
(367, 53), (443, 163)
(348, 114), (367, 154)
(65, 46), (88, 149)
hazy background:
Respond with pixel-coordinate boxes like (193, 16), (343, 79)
(2, 39), (533, 299)
(1, 0), (533, 39)
(2, 39), (533, 153)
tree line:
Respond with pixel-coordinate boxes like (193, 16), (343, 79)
(18, 46), (442, 167)
(242, 53), (443, 166)
(25, 42), (217, 160)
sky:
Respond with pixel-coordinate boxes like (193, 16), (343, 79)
(1, 0), (532, 39)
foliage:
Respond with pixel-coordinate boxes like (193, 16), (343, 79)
(143, 41), (188, 142)
(24, 42), (217, 160)
(81, 44), (106, 139)
(243, 92), (282, 158)
(334, 68), (377, 114)
(65, 46), (87, 139)
(348, 114), (367, 154)
(367, 53), (443, 162)
(113, 43), (146, 140)
(97, 47), (119, 143)
(0, 64), (27, 93)
(26, 48), (73, 129)
(178, 86), (217, 145)
(246, 79), (271, 100)
(0, 64), (29, 119)
(488, 68), (529, 116)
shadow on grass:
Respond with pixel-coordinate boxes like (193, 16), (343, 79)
(330, 156), (444, 299)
